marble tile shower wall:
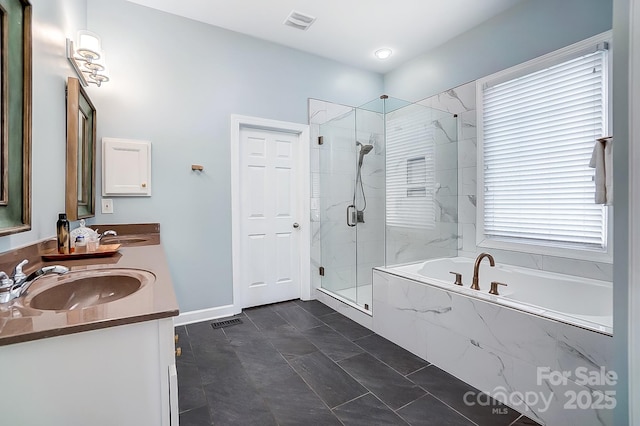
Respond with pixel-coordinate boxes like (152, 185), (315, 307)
(419, 82), (613, 282)
(308, 100), (385, 294)
(385, 104), (459, 266)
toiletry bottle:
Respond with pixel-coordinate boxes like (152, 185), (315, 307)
(57, 213), (70, 254)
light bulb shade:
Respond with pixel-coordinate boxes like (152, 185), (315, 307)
(84, 50), (107, 72)
(76, 30), (101, 60)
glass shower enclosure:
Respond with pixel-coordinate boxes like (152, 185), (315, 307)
(309, 96), (458, 312)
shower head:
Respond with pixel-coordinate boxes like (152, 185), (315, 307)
(356, 141), (374, 155)
(356, 142), (374, 167)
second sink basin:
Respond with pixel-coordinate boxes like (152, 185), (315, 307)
(100, 234), (157, 246)
(24, 269), (155, 311)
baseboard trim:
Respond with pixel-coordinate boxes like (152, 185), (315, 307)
(173, 304), (241, 326)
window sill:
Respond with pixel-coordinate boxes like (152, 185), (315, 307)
(477, 236), (612, 264)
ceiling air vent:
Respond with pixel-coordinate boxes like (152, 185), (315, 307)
(283, 10), (316, 31)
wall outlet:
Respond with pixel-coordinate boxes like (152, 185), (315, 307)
(101, 199), (114, 214)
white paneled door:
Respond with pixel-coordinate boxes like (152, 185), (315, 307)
(239, 127), (301, 308)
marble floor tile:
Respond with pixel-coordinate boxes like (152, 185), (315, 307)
(397, 394), (474, 426)
(203, 377), (277, 425)
(258, 372), (343, 425)
(338, 352), (425, 409)
(176, 361), (206, 412)
(354, 333), (428, 375)
(301, 324), (364, 361)
(244, 305), (288, 330)
(321, 312), (375, 340)
(408, 365), (519, 425)
(333, 393), (407, 425)
(510, 415), (542, 425)
(176, 300), (541, 426)
(262, 323), (319, 357)
(296, 299), (337, 317)
(288, 350), (367, 408)
(228, 335), (296, 388)
(272, 303), (325, 330)
(178, 405), (212, 426)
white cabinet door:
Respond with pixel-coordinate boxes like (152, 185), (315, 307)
(103, 138), (151, 196)
(0, 319), (177, 426)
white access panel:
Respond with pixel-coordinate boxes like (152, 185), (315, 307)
(103, 138), (152, 196)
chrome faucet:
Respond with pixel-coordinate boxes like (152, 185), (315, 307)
(0, 259), (69, 303)
(98, 230), (117, 240)
(471, 252), (495, 290)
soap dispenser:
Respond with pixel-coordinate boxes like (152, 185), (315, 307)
(56, 213), (70, 254)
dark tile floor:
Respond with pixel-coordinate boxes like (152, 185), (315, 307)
(176, 299), (540, 426)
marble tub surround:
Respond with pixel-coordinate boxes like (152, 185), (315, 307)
(372, 269), (614, 426)
(0, 239), (178, 346)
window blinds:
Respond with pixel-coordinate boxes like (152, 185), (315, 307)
(481, 49), (607, 249)
(386, 107), (436, 229)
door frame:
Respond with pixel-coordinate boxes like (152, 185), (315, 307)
(628, 0), (640, 422)
(230, 115), (311, 311)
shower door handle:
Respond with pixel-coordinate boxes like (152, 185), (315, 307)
(347, 205), (357, 227)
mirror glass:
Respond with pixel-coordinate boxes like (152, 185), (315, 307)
(0, 0), (32, 236)
(66, 77), (96, 220)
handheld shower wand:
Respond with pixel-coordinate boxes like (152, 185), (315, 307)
(348, 141), (374, 225)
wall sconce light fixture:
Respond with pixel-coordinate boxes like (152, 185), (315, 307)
(66, 30), (110, 87)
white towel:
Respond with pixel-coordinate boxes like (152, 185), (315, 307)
(589, 138), (613, 205)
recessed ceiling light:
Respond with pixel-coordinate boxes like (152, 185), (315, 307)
(374, 48), (393, 60)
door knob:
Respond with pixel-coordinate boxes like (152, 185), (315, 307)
(293, 223), (300, 229)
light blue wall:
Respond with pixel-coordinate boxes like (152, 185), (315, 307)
(85, 0), (383, 312)
(0, 0), (86, 254)
(385, 0), (613, 102)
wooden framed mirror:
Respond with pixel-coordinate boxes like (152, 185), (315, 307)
(0, 0), (32, 236)
(66, 76), (96, 221)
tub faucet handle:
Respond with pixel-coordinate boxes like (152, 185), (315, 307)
(489, 281), (508, 296)
(449, 271), (463, 286)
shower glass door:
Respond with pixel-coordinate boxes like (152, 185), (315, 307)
(312, 96), (446, 311)
(317, 104), (359, 304)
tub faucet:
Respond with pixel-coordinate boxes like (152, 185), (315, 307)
(0, 259), (69, 303)
(472, 252), (495, 290)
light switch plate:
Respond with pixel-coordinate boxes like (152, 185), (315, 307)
(101, 198), (114, 214)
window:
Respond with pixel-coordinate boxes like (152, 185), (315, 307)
(477, 33), (610, 259)
(386, 106), (436, 229)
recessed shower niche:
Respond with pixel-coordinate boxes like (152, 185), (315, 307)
(309, 96), (459, 311)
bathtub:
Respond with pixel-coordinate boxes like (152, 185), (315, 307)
(389, 257), (612, 334)
(371, 258), (614, 425)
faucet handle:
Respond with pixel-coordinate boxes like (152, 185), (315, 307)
(0, 271), (13, 290)
(489, 281), (508, 295)
(449, 271), (463, 286)
(13, 259), (28, 282)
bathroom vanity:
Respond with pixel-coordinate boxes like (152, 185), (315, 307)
(0, 225), (179, 426)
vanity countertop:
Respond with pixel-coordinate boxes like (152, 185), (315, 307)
(0, 242), (179, 346)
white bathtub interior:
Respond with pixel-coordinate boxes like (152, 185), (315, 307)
(390, 257), (613, 334)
